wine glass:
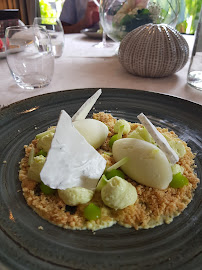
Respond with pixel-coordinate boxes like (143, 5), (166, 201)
(33, 17), (65, 58)
(99, 0), (181, 42)
(92, 0), (114, 48)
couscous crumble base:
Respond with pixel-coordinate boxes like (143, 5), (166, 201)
(19, 112), (200, 231)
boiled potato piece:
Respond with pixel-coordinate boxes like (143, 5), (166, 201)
(73, 119), (108, 149)
(101, 176), (137, 210)
(112, 138), (172, 189)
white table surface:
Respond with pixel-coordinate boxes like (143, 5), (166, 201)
(1, 33), (202, 108)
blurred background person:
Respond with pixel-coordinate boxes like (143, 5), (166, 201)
(60, 0), (99, 33)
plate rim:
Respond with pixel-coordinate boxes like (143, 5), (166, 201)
(1, 87), (202, 112)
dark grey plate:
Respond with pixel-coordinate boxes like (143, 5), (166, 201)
(80, 28), (110, 39)
(81, 28), (102, 38)
(0, 88), (201, 270)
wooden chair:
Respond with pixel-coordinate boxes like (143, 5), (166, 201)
(0, 9), (24, 38)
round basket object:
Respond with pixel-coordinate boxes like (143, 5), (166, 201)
(118, 23), (189, 78)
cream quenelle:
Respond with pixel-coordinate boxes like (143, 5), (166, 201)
(101, 176), (138, 210)
(58, 187), (94, 206)
(73, 119), (108, 149)
(112, 138), (173, 189)
(137, 113), (179, 165)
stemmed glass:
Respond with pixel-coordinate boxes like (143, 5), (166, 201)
(92, 0), (113, 48)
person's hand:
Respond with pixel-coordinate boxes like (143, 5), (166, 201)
(81, 1), (99, 28)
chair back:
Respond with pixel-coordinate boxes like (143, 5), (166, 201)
(0, 9), (24, 38)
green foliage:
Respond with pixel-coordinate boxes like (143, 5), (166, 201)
(120, 9), (153, 32)
(176, 0), (201, 34)
(39, 0), (56, 18)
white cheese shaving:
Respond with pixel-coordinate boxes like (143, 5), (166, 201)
(40, 110), (106, 190)
(71, 89), (102, 121)
(137, 113), (179, 165)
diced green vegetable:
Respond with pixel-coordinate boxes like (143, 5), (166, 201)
(109, 125), (125, 148)
(84, 203), (101, 221)
(105, 169), (125, 180)
(169, 172), (189, 188)
(117, 125), (124, 139)
(168, 139), (186, 158)
(27, 155), (46, 182)
(35, 128), (55, 139)
(106, 157), (129, 172)
(114, 119), (131, 135)
(28, 147), (35, 165)
(37, 130), (55, 152)
(128, 126), (155, 144)
(109, 134), (119, 148)
(171, 164), (184, 175)
(103, 151), (113, 156)
(96, 174), (109, 191)
(40, 182), (55, 195)
(35, 149), (47, 157)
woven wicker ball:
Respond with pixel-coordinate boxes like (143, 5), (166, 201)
(118, 24), (189, 78)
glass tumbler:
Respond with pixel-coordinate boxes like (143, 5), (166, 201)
(5, 25), (54, 90)
(33, 17), (64, 58)
(187, 7), (202, 91)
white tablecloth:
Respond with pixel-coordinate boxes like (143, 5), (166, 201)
(1, 33), (202, 107)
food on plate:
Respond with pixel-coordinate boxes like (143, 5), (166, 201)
(101, 176), (138, 210)
(112, 138), (173, 189)
(58, 187), (94, 206)
(19, 91), (200, 231)
(40, 110), (106, 190)
(73, 119), (108, 149)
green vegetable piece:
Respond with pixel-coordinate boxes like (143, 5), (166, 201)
(27, 155), (46, 182)
(109, 125), (125, 148)
(168, 139), (186, 158)
(106, 157), (129, 172)
(128, 126), (155, 144)
(28, 147), (35, 166)
(37, 131), (55, 152)
(169, 172), (189, 188)
(105, 169), (125, 180)
(109, 134), (119, 148)
(114, 119), (131, 135)
(40, 182), (55, 195)
(96, 174), (109, 191)
(171, 164), (184, 175)
(84, 203), (101, 221)
(35, 149), (47, 157)
(117, 125), (124, 139)
(35, 128), (55, 139)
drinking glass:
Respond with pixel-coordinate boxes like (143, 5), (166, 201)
(92, 0), (114, 48)
(187, 7), (202, 91)
(33, 17), (64, 58)
(5, 25), (54, 90)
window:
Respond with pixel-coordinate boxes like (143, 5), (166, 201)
(39, 0), (65, 18)
(39, 0), (201, 34)
(176, 0), (201, 34)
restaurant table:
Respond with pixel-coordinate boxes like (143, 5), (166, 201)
(1, 33), (202, 107)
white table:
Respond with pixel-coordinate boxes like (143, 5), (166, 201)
(1, 33), (202, 107)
